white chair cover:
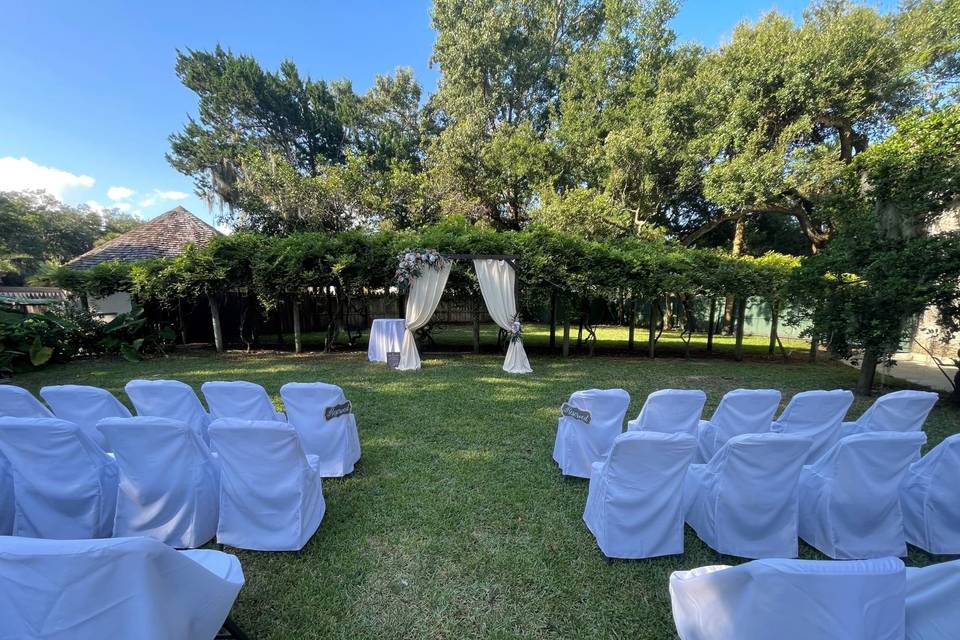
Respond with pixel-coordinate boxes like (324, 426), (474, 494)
(0, 385), (53, 417)
(0, 454), (12, 535)
(842, 389), (938, 435)
(0, 536), (244, 640)
(0, 417), (117, 539)
(626, 389), (706, 435)
(696, 388), (781, 462)
(125, 379), (211, 443)
(770, 389), (854, 463)
(39, 384), (132, 452)
(208, 418), (326, 551)
(683, 433), (812, 558)
(201, 380), (285, 421)
(906, 560), (960, 640)
(552, 388), (630, 478)
(799, 431), (927, 559)
(901, 434), (960, 554)
(98, 417), (219, 549)
(279, 382), (361, 477)
(669, 557), (906, 640)
(583, 431), (697, 558)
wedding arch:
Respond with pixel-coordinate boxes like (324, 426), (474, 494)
(394, 250), (532, 374)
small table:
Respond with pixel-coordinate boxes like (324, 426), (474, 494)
(368, 318), (406, 363)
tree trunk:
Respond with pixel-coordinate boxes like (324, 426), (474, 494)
(768, 301), (779, 355)
(734, 297), (746, 362)
(648, 302), (658, 358)
(856, 350), (879, 396)
(808, 334), (819, 362)
(663, 294), (674, 331)
(627, 299), (636, 352)
(207, 293), (223, 353)
(562, 316), (571, 357)
(292, 300), (302, 354)
(722, 216), (747, 334)
(549, 290), (557, 350)
(472, 301), (481, 354)
(706, 297), (716, 352)
(177, 300), (187, 345)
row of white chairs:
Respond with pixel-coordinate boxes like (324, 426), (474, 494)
(0, 380), (361, 477)
(669, 556), (959, 640)
(0, 416), (327, 551)
(0, 380), (359, 551)
(555, 388), (953, 559)
(554, 387), (938, 478)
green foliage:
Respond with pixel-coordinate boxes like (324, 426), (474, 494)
(0, 190), (141, 285)
(0, 302), (172, 373)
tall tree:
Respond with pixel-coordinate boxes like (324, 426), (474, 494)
(169, 47), (429, 234)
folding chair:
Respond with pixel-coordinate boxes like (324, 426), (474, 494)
(40, 384), (132, 451)
(900, 434), (960, 554)
(0, 536), (246, 640)
(279, 382), (360, 477)
(0, 417), (117, 538)
(202, 380), (286, 422)
(669, 557), (906, 640)
(0, 385), (53, 418)
(125, 379), (212, 443)
(799, 431), (927, 558)
(770, 389), (854, 463)
(696, 388), (781, 463)
(626, 389), (706, 436)
(842, 389), (938, 435)
(209, 418), (326, 551)
(583, 431), (697, 558)
(99, 416), (220, 548)
(906, 559), (960, 640)
(552, 388), (630, 478)
(684, 432), (812, 558)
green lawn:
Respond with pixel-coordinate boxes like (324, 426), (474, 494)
(9, 349), (959, 639)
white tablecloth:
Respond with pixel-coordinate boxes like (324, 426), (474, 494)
(368, 319), (406, 362)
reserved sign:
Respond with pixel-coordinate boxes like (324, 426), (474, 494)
(560, 402), (591, 425)
(325, 401), (353, 421)
(387, 351), (401, 369)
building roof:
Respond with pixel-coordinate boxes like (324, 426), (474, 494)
(66, 206), (221, 269)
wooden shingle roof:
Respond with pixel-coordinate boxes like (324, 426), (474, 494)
(66, 206), (221, 269)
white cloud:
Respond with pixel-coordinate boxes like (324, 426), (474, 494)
(216, 222), (234, 235)
(85, 199), (106, 213)
(0, 156), (95, 200)
(138, 197), (156, 207)
(107, 186), (135, 201)
(114, 202), (132, 212)
(156, 190), (188, 200)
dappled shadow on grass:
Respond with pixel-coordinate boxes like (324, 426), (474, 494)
(9, 350), (960, 639)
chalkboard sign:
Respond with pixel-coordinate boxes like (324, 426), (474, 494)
(560, 402), (592, 425)
(387, 351), (401, 369)
(324, 401), (353, 421)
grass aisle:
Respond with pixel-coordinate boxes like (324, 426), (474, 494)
(11, 351), (960, 639)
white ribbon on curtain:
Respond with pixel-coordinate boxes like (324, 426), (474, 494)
(397, 262), (452, 371)
(473, 259), (533, 374)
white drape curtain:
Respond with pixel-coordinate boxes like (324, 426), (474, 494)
(397, 262), (452, 370)
(473, 259), (532, 374)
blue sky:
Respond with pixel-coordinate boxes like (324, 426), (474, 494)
(0, 0), (814, 228)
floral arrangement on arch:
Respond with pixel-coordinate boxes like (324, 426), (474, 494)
(394, 249), (447, 294)
(509, 314), (522, 343)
